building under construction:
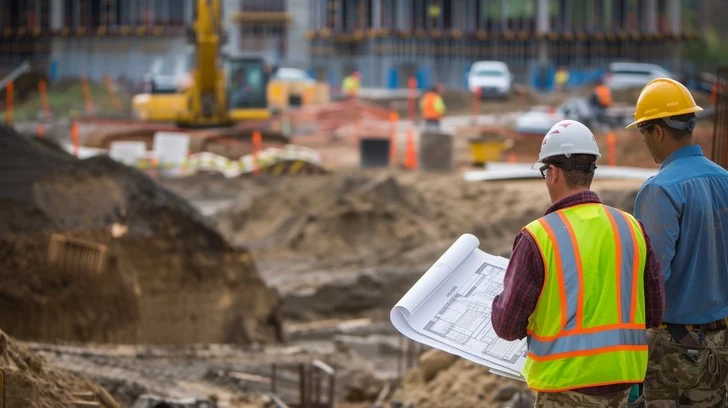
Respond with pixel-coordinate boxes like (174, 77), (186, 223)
(307, 0), (703, 89)
(0, 0), (303, 86)
(0, 0), (705, 90)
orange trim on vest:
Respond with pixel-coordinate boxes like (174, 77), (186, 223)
(537, 217), (567, 330)
(527, 322), (646, 342)
(556, 211), (584, 329)
(619, 211), (642, 323)
(526, 344), (648, 362)
(530, 379), (644, 393)
(525, 228), (550, 311)
(603, 208), (623, 319)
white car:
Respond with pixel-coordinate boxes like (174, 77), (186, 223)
(467, 61), (513, 99)
(604, 62), (674, 90)
(273, 67), (315, 84)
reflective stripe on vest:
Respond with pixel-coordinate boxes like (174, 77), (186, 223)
(528, 326), (647, 360)
(522, 203), (648, 392)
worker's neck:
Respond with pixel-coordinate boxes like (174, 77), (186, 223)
(550, 187), (590, 204)
(664, 137), (693, 158)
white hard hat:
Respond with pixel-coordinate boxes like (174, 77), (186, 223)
(533, 120), (601, 169)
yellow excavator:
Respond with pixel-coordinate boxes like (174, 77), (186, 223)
(130, 0), (272, 127)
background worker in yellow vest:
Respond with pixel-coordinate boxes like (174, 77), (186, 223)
(491, 120), (665, 407)
(419, 85), (446, 130)
(342, 71), (361, 99)
(554, 66), (569, 93)
(628, 78), (728, 407)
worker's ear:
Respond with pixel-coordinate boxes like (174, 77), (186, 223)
(547, 164), (560, 185)
(654, 124), (667, 145)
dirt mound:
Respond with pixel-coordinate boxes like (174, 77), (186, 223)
(391, 350), (533, 408)
(218, 172), (439, 260)
(0, 124), (282, 345)
(0, 329), (121, 408)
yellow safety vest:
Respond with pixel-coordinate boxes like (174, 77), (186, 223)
(522, 203), (648, 392)
(342, 76), (360, 96)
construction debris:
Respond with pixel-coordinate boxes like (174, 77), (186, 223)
(289, 99), (392, 139)
(0, 329), (122, 408)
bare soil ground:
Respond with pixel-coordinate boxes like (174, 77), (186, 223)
(0, 87), (687, 407)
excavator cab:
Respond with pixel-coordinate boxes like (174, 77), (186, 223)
(225, 56), (272, 122)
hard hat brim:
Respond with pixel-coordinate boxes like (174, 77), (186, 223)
(532, 151), (602, 170)
(625, 105), (704, 130)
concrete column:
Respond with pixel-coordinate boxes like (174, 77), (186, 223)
(536, 0), (549, 65)
(397, 0), (407, 31)
(536, 0), (549, 33)
(645, 0), (657, 33)
(501, 0), (508, 30)
(668, 0), (682, 75)
(221, 0), (240, 56)
(668, 0), (680, 33)
(50, 0), (63, 30)
(372, 0), (381, 29)
(284, 0), (310, 68)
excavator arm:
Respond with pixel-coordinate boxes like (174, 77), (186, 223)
(177, 0), (231, 127)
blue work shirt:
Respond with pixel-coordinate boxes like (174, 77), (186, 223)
(634, 145), (728, 324)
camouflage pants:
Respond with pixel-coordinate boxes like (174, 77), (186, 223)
(534, 388), (630, 407)
(644, 327), (728, 407)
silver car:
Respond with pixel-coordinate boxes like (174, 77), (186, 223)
(604, 62), (674, 90)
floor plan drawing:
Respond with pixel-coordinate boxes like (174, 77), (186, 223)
(423, 261), (526, 366)
(391, 234), (527, 379)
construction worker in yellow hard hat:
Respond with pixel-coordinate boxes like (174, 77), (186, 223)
(420, 84), (446, 130)
(491, 120), (664, 407)
(628, 77), (728, 407)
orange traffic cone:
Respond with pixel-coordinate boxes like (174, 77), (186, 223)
(37, 124), (44, 138)
(607, 132), (616, 166)
(404, 127), (417, 170)
(252, 130), (262, 175)
(70, 120), (80, 157)
(389, 111), (399, 166)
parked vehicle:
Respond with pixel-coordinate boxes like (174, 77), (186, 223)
(604, 62), (674, 90)
(272, 67), (315, 84)
(514, 97), (633, 134)
(467, 60), (513, 99)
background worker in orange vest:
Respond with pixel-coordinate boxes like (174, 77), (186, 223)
(491, 120), (665, 407)
(590, 78), (613, 128)
(419, 85), (446, 130)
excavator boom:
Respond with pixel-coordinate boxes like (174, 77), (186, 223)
(177, 0), (231, 127)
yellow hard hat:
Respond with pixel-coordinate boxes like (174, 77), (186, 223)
(625, 77), (703, 129)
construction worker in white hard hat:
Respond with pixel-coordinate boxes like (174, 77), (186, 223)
(628, 77), (728, 407)
(491, 120), (664, 407)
